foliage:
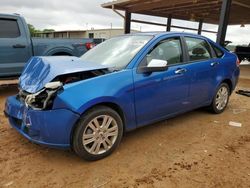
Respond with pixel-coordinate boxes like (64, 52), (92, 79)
(28, 24), (38, 36)
(28, 24), (55, 37)
(43, 29), (55, 32)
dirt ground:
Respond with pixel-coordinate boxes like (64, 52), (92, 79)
(0, 67), (250, 188)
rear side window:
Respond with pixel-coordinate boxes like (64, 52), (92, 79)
(185, 37), (212, 61)
(210, 43), (224, 58)
(0, 19), (20, 38)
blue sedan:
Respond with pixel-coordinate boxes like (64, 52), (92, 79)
(4, 32), (240, 160)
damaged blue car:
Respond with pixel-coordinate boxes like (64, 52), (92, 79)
(4, 32), (240, 160)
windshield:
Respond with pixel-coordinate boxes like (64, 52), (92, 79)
(80, 35), (153, 70)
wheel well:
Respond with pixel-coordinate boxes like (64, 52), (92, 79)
(96, 102), (126, 126)
(70, 102), (126, 146)
(222, 79), (233, 94)
(52, 52), (72, 56)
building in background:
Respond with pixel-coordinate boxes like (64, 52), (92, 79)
(34, 28), (139, 39)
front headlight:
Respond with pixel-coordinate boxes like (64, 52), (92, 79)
(24, 81), (63, 110)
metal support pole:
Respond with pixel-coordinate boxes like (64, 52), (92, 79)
(166, 14), (172, 32)
(198, 19), (203, 35)
(124, 11), (131, 34)
(216, 0), (232, 45)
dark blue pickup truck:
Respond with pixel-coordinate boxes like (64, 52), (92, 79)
(0, 13), (101, 77)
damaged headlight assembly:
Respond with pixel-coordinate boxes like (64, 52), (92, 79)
(24, 81), (63, 110)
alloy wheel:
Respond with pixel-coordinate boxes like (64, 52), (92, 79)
(82, 115), (118, 155)
(215, 86), (229, 111)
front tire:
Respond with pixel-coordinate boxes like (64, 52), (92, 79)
(210, 83), (230, 114)
(73, 106), (123, 161)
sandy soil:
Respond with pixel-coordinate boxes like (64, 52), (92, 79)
(0, 68), (250, 188)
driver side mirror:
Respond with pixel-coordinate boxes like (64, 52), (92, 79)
(138, 59), (168, 73)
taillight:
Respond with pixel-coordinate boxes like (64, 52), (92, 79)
(85, 42), (95, 50)
(236, 57), (240, 67)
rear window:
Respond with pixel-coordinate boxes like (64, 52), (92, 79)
(0, 19), (20, 38)
(210, 43), (224, 58)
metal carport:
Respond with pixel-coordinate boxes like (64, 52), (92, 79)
(102, 0), (250, 45)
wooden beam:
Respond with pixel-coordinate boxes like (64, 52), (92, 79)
(150, 1), (220, 12)
(160, 9), (221, 20)
(158, 9), (220, 19)
(128, 0), (195, 12)
(102, 0), (134, 9)
(144, 9), (219, 23)
(131, 19), (166, 27)
(156, 4), (221, 14)
(112, 5), (125, 18)
(233, 1), (250, 9)
(131, 19), (217, 33)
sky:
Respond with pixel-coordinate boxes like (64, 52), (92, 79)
(0, 0), (249, 45)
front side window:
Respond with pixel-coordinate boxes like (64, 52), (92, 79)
(140, 37), (183, 67)
(0, 19), (20, 38)
(81, 35), (153, 70)
(185, 37), (212, 61)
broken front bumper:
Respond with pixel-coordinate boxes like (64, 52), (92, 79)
(4, 95), (80, 148)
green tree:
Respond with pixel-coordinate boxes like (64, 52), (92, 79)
(43, 29), (55, 32)
(28, 24), (38, 36)
(28, 24), (55, 37)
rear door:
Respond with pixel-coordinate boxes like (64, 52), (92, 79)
(0, 17), (32, 77)
(183, 36), (218, 107)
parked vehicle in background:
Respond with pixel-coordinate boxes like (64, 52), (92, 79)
(5, 32), (240, 161)
(235, 44), (250, 62)
(0, 13), (101, 77)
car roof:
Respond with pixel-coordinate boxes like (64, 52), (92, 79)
(0, 13), (20, 19)
(128, 31), (210, 40)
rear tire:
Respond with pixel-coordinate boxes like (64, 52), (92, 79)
(72, 106), (123, 161)
(209, 83), (230, 114)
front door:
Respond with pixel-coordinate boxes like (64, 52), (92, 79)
(133, 37), (191, 126)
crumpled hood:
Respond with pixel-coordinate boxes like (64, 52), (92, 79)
(19, 56), (109, 93)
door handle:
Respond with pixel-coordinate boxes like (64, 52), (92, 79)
(174, 68), (187, 74)
(210, 62), (219, 67)
(13, 44), (26, 48)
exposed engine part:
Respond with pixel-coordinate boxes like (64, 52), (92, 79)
(18, 81), (63, 110)
(45, 81), (62, 89)
(53, 69), (109, 84)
